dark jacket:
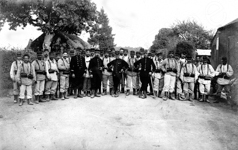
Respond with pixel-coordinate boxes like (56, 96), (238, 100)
(107, 58), (129, 77)
(134, 57), (156, 74)
(88, 56), (103, 73)
(70, 55), (86, 76)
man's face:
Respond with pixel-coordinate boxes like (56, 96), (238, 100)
(105, 53), (109, 58)
(17, 56), (22, 60)
(56, 55), (61, 61)
(23, 56), (29, 63)
(115, 54), (119, 59)
(130, 53), (135, 58)
(124, 52), (128, 56)
(86, 51), (90, 57)
(91, 52), (95, 57)
(222, 59), (227, 65)
(95, 52), (100, 57)
(169, 53), (174, 58)
(144, 53), (148, 57)
(158, 55), (163, 60)
(181, 54), (186, 59)
(49, 54), (54, 60)
(37, 55), (42, 60)
(120, 51), (123, 55)
(136, 53), (140, 58)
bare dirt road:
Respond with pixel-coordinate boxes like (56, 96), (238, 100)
(0, 95), (238, 150)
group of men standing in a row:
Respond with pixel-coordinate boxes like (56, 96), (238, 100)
(10, 47), (234, 106)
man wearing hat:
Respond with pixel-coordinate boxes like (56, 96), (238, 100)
(152, 52), (164, 98)
(45, 52), (59, 101)
(134, 51), (156, 99)
(120, 49), (129, 93)
(135, 51), (142, 95)
(70, 47), (87, 98)
(107, 50), (129, 97)
(175, 53), (185, 100)
(214, 57), (234, 103)
(58, 52), (70, 100)
(16, 53), (36, 106)
(102, 51), (114, 95)
(10, 51), (22, 103)
(161, 51), (179, 100)
(180, 56), (198, 101)
(119, 48), (124, 59)
(197, 57), (215, 102)
(126, 50), (137, 95)
(89, 49), (103, 98)
(68, 49), (75, 96)
(83, 49), (92, 97)
(32, 51), (47, 103)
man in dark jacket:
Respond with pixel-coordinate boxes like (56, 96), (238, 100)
(89, 49), (103, 98)
(107, 50), (129, 97)
(134, 51), (156, 99)
(70, 47), (87, 98)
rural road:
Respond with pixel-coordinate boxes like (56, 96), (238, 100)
(0, 95), (238, 150)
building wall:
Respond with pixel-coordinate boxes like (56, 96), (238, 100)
(211, 25), (238, 105)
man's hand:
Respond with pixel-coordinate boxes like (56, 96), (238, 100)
(149, 72), (152, 76)
(72, 74), (75, 78)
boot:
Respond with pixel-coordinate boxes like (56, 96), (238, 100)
(126, 89), (130, 96)
(74, 89), (78, 99)
(14, 95), (18, 103)
(111, 89), (116, 97)
(205, 95), (210, 103)
(109, 88), (112, 96)
(87, 91), (91, 97)
(51, 94), (57, 100)
(61, 92), (65, 100)
(121, 87), (124, 93)
(77, 90), (83, 98)
(158, 91), (162, 98)
(91, 90), (95, 98)
(133, 89), (136, 95)
(27, 99), (34, 105)
(19, 99), (23, 106)
(185, 93), (189, 101)
(199, 94), (204, 102)
(64, 91), (69, 99)
(115, 90), (119, 97)
(170, 93), (175, 100)
(189, 93), (194, 101)
(46, 94), (50, 102)
(39, 95), (47, 102)
(35, 95), (39, 104)
(154, 91), (158, 98)
(141, 91), (147, 99)
(95, 90), (101, 97)
(163, 92), (168, 101)
(103, 89), (107, 95)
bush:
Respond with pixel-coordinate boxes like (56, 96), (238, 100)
(0, 48), (36, 97)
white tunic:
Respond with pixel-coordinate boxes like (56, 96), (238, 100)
(216, 64), (233, 85)
(197, 64), (215, 84)
(45, 59), (58, 81)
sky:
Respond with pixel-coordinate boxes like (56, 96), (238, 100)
(0, 0), (238, 49)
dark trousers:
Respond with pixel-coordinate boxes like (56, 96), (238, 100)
(140, 73), (150, 92)
(91, 72), (102, 91)
(113, 75), (121, 94)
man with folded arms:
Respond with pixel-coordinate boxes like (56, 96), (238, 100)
(58, 52), (70, 100)
(214, 57), (234, 103)
(45, 52), (59, 101)
(32, 51), (47, 103)
(180, 56), (198, 101)
(17, 53), (36, 106)
(197, 57), (215, 103)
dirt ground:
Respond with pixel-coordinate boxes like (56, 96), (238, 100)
(0, 95), (238, 150)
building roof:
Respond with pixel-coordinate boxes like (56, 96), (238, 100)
(196, 49), (211, 56)
(218, 18), (238, 30)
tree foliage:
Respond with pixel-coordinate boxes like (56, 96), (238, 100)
(176, 41), (194, 57)
(150, 20), (213, 55)
(0, 0), (98, 34)
(88, 8), (115, 51)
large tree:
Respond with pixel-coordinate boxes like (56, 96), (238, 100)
(0, 0), (98, 35)
(88, 8), (115, 51)
(172, 20), (213, 49)
(150, 20), (213, 54)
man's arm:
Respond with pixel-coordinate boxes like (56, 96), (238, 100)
(10, 62), (15, 80)
(227, 65), (234, 77)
